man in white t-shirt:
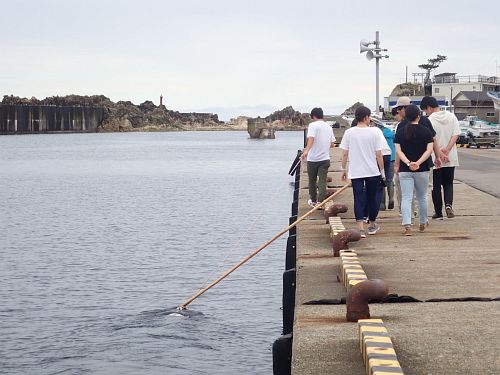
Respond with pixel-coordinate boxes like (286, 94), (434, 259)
(421, 96), (461, 219)
(340, 106), (386, 237)
(301, 107), (336, 208)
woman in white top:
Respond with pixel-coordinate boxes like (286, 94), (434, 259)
(340, 106), (386, 237)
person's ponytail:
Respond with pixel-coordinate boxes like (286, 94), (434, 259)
(404, 105), (420, 140)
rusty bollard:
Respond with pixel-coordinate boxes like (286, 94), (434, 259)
(346, 279), (388, 322)
(324, 203), (348, 224)
(325, 188), (337, 198)
(332, 229), (361, 257)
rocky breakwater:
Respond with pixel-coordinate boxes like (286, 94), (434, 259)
(1, 95), (225, 132)
(247, 117), (276, 139)
(94, 98), (224, 132)
(99, 100), (224, 132)
(243, 106), (309, 139)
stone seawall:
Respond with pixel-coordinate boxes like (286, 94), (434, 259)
(0, 105), (105, 134)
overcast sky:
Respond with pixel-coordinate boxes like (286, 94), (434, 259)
(2, 0), (499, 120)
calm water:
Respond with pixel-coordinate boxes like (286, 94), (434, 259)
(0, 131), (302, 375)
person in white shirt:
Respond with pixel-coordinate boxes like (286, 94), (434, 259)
(421, 96), (461, 219)
(301, 107), (336, 208)
(340, 106), (386, 237)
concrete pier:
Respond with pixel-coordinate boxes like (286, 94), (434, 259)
(291, 148), (500, 374)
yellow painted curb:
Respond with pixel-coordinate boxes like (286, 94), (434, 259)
(329, 216), (345, 238)
(340, 249), (368, 289)
(358, 319), (404, 375)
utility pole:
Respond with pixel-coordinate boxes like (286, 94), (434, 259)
(360, 31), (389, 116)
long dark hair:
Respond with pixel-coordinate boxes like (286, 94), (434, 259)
(404, 105), (420, 140)
(354, 106), (371, 123)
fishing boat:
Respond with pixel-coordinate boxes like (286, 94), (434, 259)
(458, 115), (499, 138)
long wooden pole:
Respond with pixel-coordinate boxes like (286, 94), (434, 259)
(177, 184), (350, 310)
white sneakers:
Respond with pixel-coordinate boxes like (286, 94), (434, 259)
(307, 199), (317, 208)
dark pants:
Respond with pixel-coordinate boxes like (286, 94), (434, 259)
(352, 176), (383, 222)
(307, 160), (330, 203)
(380, 155), (395, 208)
(432, 167), (455, 215)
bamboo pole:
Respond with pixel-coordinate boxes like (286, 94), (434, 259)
(177, 184), (350, 310)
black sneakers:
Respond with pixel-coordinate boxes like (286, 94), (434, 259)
(432, 213), (443, 220)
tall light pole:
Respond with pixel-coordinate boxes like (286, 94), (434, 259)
(360, 31), (389, 116)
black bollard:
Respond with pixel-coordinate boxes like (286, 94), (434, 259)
(282, 268), (296, 335)
(272, 333), (293, 375)
(285, 235), (296, 270)
(293, 187), (299, 202)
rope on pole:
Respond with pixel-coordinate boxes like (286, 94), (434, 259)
(177, 184), (350, 310)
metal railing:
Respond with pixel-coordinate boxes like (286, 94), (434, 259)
(434, 75), (499, 84)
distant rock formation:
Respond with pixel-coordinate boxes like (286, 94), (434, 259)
(341, 102), (364, 116)
(246, 106), (311, 138)
(226, 116), (249, 130)
(265, 106), (308, 129)
(247, 117), (275, 139)
(1, 95), (224, 132)
(390, 83), (424, 97)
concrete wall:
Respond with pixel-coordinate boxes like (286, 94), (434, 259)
(0, 105), (105, 134)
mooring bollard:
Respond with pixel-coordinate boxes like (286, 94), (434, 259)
(325, 188), (337, 198)
(324, 203), (348, 224)
(346, 279), (388, 322)
(332, 229), (361, 257)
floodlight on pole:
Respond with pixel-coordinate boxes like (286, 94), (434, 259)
(359, 31), (389, 116)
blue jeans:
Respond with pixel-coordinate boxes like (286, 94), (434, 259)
(399, 171), (429, 226)
(352, 176), (383, 222)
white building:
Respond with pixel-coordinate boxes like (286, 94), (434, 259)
(432, 73), (500, 106)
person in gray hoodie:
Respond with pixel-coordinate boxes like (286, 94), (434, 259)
(420, 96), (461, 219)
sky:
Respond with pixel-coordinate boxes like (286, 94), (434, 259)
(1, 0), (499, 120)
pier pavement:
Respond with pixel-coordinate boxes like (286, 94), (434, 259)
(292, 147), (500, 375)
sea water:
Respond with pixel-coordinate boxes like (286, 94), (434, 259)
(0, 131), (302, 374)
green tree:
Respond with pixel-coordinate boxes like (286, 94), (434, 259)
(419, 55), (447, 88)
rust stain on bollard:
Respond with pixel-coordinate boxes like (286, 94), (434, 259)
(346, 279), (388, 322)
(332, 229), (361, 257)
